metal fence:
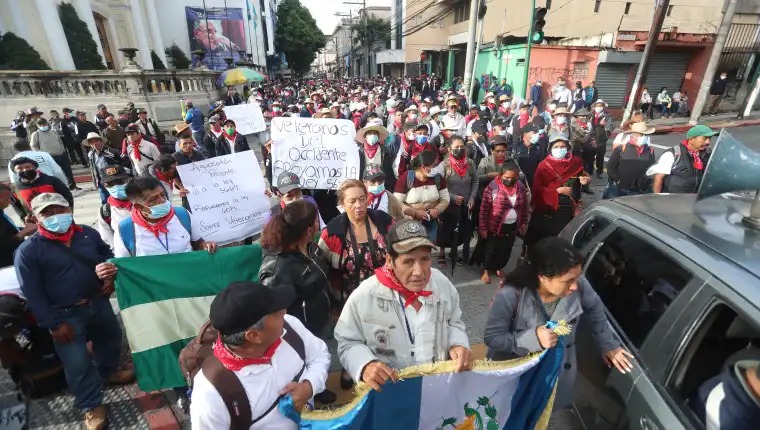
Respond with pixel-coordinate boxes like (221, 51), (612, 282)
(717, 24), (760, 100)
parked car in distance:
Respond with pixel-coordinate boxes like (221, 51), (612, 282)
(560, 193), (760, 430)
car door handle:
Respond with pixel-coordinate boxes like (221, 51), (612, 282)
(639, 416), (658, 430)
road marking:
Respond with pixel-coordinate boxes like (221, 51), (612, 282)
(650, 143), (670, 150)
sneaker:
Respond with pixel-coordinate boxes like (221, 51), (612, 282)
(84, 405), (107, 430)
(481, 270), (491, 284)
(69, 185), (82, 191)
(108, 368), (135, 385)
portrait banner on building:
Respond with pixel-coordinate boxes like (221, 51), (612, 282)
(186, 7), (247, 71)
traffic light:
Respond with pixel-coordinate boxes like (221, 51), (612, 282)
(531, 7), (547, 44)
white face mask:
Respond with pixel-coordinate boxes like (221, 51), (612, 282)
(555, 116), (567, 125)
(501, 102), (509, 108)
(594, 106), (604, 113)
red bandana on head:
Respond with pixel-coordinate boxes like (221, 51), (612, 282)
(374, 265), (432, 308)
(131, 207), (175, 238)
(212, 336), (282, 371)
(38, 225), (83, 243)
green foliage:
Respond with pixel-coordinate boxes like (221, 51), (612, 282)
(57, 3), (105, 70)
(275, 0), (326, 75)
(165, 44), (191, 69)
(0, 32), (49, 70)
(352, 16), (391, 48)
(151, 50), (166, 70)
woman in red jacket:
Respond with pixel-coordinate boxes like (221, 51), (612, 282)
(524, 133), (590, 249)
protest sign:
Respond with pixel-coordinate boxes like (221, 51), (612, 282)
(222, 104), (267, 134)
(177, 151), (270, 245)
(270, 117), (359, 190)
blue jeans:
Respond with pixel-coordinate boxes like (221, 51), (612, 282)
(192, 131), (204, 147)
(53, 298), (122, 411)
(661, 105), (671, 117)
(97, 183), (109, 204)
(422, 218), (438, 242)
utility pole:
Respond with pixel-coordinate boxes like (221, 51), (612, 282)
(621, 0), (670, 123)
(345, 1), (369, 76)
(690, 0), (738, 124)
(462, 0), (480, 105)
(522, 0), (537, 99)
(467, 17), (485, 103)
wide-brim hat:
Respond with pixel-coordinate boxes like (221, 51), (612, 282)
(552, 106), (570, 115)
(428, 106), (441, 117)
(85, 132), (103, 141)
(357, 124), (389, 142)
(573, 107), (592, 117)
(404, 105), (419, 113)
(593, 99), (608, 107)
(174, 121), (190, 135)
(314, 108), (332, 118)
(629, 122), (655, 135)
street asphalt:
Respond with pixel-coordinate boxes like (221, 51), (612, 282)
(5, 124), (760, 429)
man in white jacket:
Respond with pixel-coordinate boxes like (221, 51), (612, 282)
(334, 220), (472, 391)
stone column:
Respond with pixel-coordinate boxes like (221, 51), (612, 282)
(143, 0), (168, 67)
(8, 0), (27, 39)
(34, 0), (76, 70)
(129, 0), (154, 70)
(70, 0), (106, 64)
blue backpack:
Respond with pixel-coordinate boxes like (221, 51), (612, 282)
(118, 207), (192, 256)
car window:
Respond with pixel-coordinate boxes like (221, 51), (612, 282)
(585, 227), (693, 348)
(572, 216), (611, 250)
(665, 300), (760, 428)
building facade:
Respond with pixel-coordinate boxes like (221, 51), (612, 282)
(0, 0), (275, 72)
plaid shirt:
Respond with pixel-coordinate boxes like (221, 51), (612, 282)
(479, 179), (530, 235)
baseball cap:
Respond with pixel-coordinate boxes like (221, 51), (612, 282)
(210, 281), (296, 336)
(30, 193), (69, 216)
(208, 115), (220, 124)
(62, 107), (74, 113)
(363, 164), (386, 181)
(386, 220), (436, 254)
(686, 124), (718, 139)
(100, 165), (129, 182)
(125, 123), (139, 133)
(519, 124), (540, 135)
(277, 171), (301, 194)
(548, 131), (570, 144)
(97, 104), (107, 110)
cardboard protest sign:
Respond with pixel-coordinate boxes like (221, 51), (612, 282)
(177, 151), (270, 245)
(270, 117), (359, 190)
(222, 104), (267, 134)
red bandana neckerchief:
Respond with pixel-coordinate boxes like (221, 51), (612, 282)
(374, 265), (432, 308)
(519, 112), (530, 128)
(130, 136), (144, 161)
(155, 169), (174, 188)
(223, 130), (238, 141)
(681, 140), (704, 171)
(364, 142), (380, 160)
(107, 196), (132, 210)
(131, 207), (175, 238)
(449, 154), (469, 177)
(38, 225), (83, 243)
(212, 336), (282, 371)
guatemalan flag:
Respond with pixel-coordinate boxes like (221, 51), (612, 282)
(288, 346), (563, 430)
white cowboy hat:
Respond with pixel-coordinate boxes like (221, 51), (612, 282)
(593, 99), (608, 107)
(357, 124), (389, 143)
(404, 105), (419, 113)
(428, 106), (441, 117)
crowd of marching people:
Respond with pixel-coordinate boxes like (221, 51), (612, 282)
(2, 72), (749, 430)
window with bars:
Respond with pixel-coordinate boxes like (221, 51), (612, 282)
(454, 0), (472, 24)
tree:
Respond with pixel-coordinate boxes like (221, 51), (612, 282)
(275, 0), (326, 75)
(0, 32), (49, 70)
(57, 3), (105, 70)
(151, 50), (166, 70)
(352, 16), (391, 49)
(165, 44), (191, 69)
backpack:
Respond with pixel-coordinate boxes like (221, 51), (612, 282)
(178, 320), (305, 429)
(117, 207), (191, 256)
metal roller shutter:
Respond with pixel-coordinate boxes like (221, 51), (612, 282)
(594, 64), (632, 108)
(643, 51), (692, 94)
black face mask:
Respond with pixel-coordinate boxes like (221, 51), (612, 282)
(451, 148), (465, 158)
(502, 178), (516, 187)
(476, 136), (486, 144)
(18, 170), (37, 181)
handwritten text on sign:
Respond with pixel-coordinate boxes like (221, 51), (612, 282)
(177, 151), (270, 245)
(223, 104), (267, 134)
(270, 117), (359, 190)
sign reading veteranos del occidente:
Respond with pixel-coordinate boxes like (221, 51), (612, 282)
(177, 151), (270, 245)
(270, 117), (359, 190)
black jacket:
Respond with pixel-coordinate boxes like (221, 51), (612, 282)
(0, 214), (22, 267)
(214, 134), (250, 157)
(203, 130), (222, 158)
(259, 244), (331, 334)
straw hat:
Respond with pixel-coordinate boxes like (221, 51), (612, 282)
(552, 106), (570, 115)
(314, 107), (332, 118)
(404, 105), (419, 113)
(428, 106), (441, 117)
(628, 121), (655, 135)
(357, 124), (389, 143)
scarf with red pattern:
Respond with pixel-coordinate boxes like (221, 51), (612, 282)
(212, 336), (282, 371)
(131, 207), (175, 238)
(222, 129), (239, 142)
(681, 140), (704, 170)
(107, 197), (132, 210)
(374, 265), (432, 308)
(364, 142), (380, 160)
(130, 136), (144, 161)
(38, 224), (82, 243)
(519, 112), (530, 128)
(448, 153), (469, 177)
(155, 169), (174, 188)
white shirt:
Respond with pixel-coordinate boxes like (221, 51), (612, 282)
(96, 204), (132, 249)
(190, 315), (331, 430)
(553, 87), (573, 105)
(128, 140), (161, 176)
(646, 151), (675, 176)
(0, 266), (23, 299)
(397, 292), (435, 365)
(226, 137), (237, 154)
(113, 213), (198, 257)
(368, 190), (390, 215)
(503, 194), (518, 224)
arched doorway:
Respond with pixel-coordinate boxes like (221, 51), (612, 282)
(93, 12), (115, 69)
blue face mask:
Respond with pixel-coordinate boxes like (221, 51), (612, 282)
(368, 184), (385, 194)
(107, 184), (128, 200)
(41, 213), (73, 233)
(530, 134), (540, 144)
(551, 147), (568, 159)
(148, 201), (171, 218)
(415, 135), (429, 145)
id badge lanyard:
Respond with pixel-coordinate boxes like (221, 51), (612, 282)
(398, 293), (415, 358)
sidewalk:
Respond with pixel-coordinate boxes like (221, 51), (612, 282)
(623, 112), (760, 135)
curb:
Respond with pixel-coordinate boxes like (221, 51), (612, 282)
(125, 384), (181, 430)
(609, 118), (760, 140)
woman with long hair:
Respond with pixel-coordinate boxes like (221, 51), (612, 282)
(484, 237), (634, 409)
(258, 199), (336, 403)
